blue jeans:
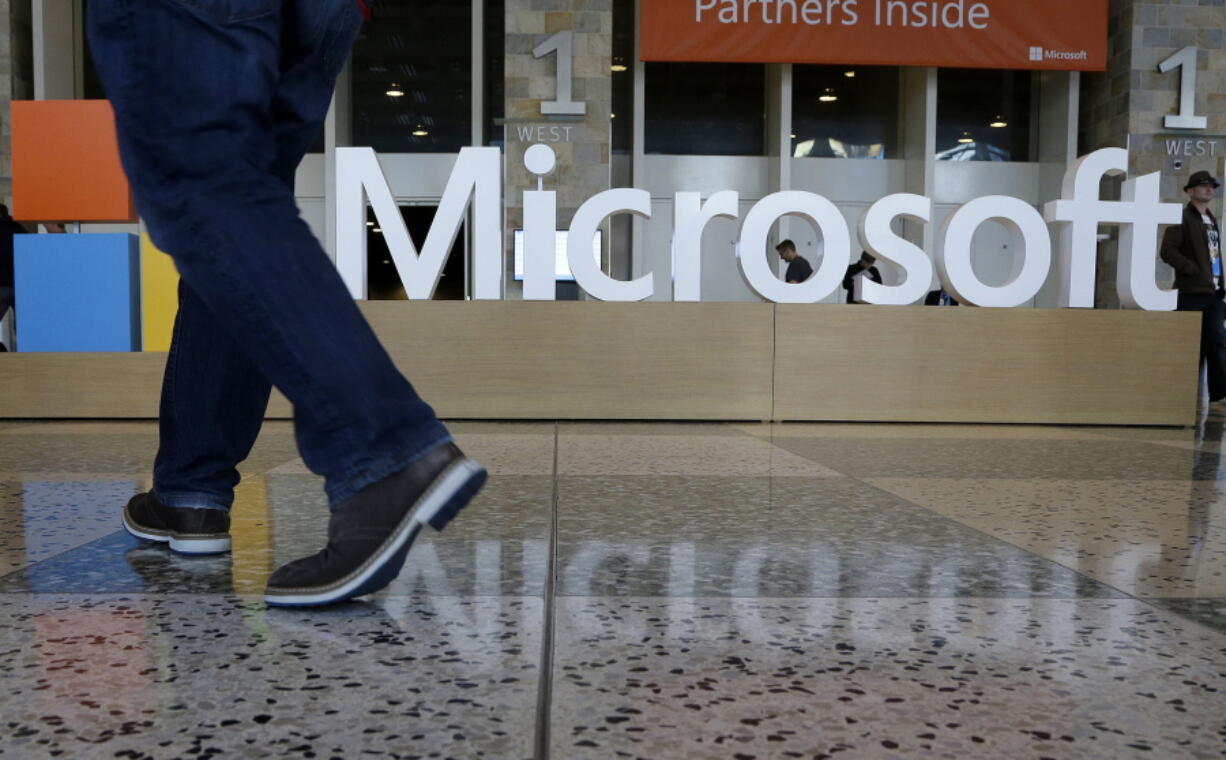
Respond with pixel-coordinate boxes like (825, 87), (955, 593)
(87, 0), (450, 510)
(1177, 292), (1226, 401)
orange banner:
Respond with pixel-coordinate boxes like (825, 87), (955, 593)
(641, 0), (1107, 71)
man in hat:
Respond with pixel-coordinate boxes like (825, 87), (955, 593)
(1161, 170), (1224, 402)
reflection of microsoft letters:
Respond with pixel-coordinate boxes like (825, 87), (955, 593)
(695, 0), (992, 29)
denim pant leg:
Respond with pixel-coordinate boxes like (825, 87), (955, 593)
(153, 280), (273, 510)
(88, 0), (449, 507)
(1202, 298), (1226, 400)
(152, 2), (361, 511)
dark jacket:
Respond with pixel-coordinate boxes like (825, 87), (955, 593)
(0, 215), (29, 289)
(842, 264), (882, 304)
(785, 255), (813, 284)
(1160, 202), (1221, 295)
(924, 289), (959, 306)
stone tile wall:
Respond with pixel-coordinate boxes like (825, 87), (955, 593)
(0, 0), (33, 207)
(504, 0), (612, 298)
(1080, 0), (1225, 307)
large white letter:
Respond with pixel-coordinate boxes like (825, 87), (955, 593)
(936, 196), (1051, 308)
(856, 193), (934, 305)
(1045, 148), (1184, 310)
(738, 191), (851, 304)
(522, 191), (558, 301)
(1117, 171), (1181, 311)
(336, 147), (502, 300)
(672, 191), (739, 302)
(1042, 148), (1127, 308)
(523, 144), (559, 301)
(568, 189), (654, 301)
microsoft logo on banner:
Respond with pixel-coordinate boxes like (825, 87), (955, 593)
(1029, 47), (1044, 61)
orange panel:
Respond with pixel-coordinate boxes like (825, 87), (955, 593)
(11, 100), (137, 223)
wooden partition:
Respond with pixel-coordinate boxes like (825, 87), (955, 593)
(0, 303), (1200, 426)
(774, 306), (1199, 425)
(362, 302), (775, 420)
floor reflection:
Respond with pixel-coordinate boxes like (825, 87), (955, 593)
(2, 419), (1226, 758)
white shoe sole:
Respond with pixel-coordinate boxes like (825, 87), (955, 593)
(123, 510), (233, 555)
(263, 457), (485, 607)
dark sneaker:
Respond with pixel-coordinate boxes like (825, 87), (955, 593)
(264, 442), (486, 608)
(122, 492), (233, 555)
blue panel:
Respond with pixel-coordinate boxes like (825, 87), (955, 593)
(14, 233), (141, 352)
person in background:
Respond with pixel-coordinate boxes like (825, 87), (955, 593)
(0, 204), (30, 351)
(924, 288), (958, 306)
(842, 251), (883, 304)
(775, 239), (813, 284)
(1160, 170), (1224, 403)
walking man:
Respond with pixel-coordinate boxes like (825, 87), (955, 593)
(1161, 170), (1224, 403)
(87, 0), (486, 607)
(775, 239), (813, 284)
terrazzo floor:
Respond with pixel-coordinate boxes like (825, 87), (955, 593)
(0, 416), (1224, 758)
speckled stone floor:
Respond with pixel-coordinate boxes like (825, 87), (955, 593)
(1, 417), (1224, 758)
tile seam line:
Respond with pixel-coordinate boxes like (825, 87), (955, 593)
(1132, 597), (1226, 639)
(765, 442), (1208, 606)
(0, 527), (139, 583)
(532, 421), (560, 760)
(770, 303), (778, 423)
(850, 476), (1147, 603)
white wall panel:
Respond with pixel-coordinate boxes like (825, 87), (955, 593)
(934, 161), (1041, 205)
(641, 156), (772, 200)
(790, 159), (907, 203)
(294, 154), (326, 199)
(296, 198), (327, 248)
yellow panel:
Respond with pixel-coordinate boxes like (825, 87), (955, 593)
(231, 478), (274, 595)
(140, 232), (179, 352)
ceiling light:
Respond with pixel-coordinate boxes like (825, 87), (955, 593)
(373, 227), (383, 234)
(844, 70), (856, 78)
(412, 126), (429, 137)
(610, 113), (616, 119)
(789, 133), (797, 139)
(386, 86), (405, 97)
(611, 64), (628, 72)
(366, 221), (374, 227)
(819, 88), (838, 103)
(990, 117), (1007, 128)
(957, 133), (974, 144)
